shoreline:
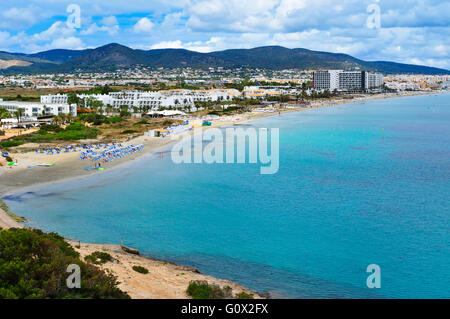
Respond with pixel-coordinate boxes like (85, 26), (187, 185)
(0, 89), (447, 298)
(0, 218), (260, 299)
(1, 90), (444, 197)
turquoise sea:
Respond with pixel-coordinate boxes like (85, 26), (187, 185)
(4, 93), (450, 298)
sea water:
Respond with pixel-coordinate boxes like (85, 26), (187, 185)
(4, 93), (450, 298)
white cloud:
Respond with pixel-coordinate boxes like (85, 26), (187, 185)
(32, 21), (76, 42)
(30, 36), (84, 52)
(149, 40), (183, 49)
(81, 16), (119, 35)
(101, 16), (119, 26)
(133, 18), (154, 33)
(0, 21), (84, 53)
(0, 6), (43, 30)
(0, 0), (448, 69)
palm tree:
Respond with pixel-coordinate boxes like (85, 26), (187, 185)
(105, 105), (113, 116)
(52, 115), (61, 125)
(66, 113), (74, 123)
(14, 108), (24, 123)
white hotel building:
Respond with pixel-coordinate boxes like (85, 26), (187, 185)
(313, 70), (384, 92)
(40, 93), (69, 104)
(76, 89), (242, 111)
(0, 98), (77, 119)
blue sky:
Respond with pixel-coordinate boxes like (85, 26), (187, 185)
(0, 0), (449, 69)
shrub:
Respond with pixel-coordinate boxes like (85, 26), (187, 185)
(0, 140), (24, 148)
(120, 110), (131, 118)
(0, 130), (5, 136)
(39, 124), (63, 133)
(84, 251), (113, 265)
(132, 265), (149, 274)
(235, 292), (254, 299)
(65, 122), (85, 131)
(133, 120), (148, 126)
(120, 129), (138, 134)
(78, 114), (108, 126)
(105, 116), (123, 124)
(186, 281), (233, 299)
(0, 228), (129, 299)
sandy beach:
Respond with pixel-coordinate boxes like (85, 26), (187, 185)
(0, 89), (445, 298)
(0, 111), (274, 196)
(0, 208), (23, 229)
(70, 241), (261, 299)
(0, 91), (438, 197)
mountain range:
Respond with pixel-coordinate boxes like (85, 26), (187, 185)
(0, 43), (448, 75)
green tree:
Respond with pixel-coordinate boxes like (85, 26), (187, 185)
(0, 107), (11, 119)
(14, 108), (24, 123)
(0, 228), (129, 299)
(67, 93), (80, 106)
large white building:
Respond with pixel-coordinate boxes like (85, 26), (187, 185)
(0, 101), (77, 118)
(76, 89), (242, 111)
(367, 73), (384, 89)
(40, 94), (69, 104)
(313, 70), (384, 91)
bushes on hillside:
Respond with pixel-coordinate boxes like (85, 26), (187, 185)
(0, 140), (23, 148)
(132, 266), (149, 274)
(186, 281), (233, 299)
(186, 280), (255, 299)
(0, 228), (129, 299)
(85, 251), (113, 265)
(39, 124), (63, 133)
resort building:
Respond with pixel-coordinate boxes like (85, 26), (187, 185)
(367, 73), (384, 89)
(0, 101), (77, 118)
(74, 89), (242, 111)
(313, 70), (384, 92)
(313, 70), (341, 91)
(40, 94), (69, 104)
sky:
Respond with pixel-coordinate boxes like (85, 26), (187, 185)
(0, 0), (449, 69)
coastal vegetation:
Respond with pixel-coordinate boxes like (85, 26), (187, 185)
(0, 122), (99, 148)
(235, 291), (255, 299)
(0, 107), (11, 119)
(84, 251), (114, 265)
(0, 228), (129, 299)
(186, 280), (254, 299)
(132, 265), (149, 274)
(121, 129), (139, 134)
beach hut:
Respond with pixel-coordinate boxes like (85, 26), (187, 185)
(154, 129), (169, 137)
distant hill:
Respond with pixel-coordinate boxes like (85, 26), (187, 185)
(29, 49), (91, 64)
(0, 44), (448, 75)
(0, 51), (57, 72)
